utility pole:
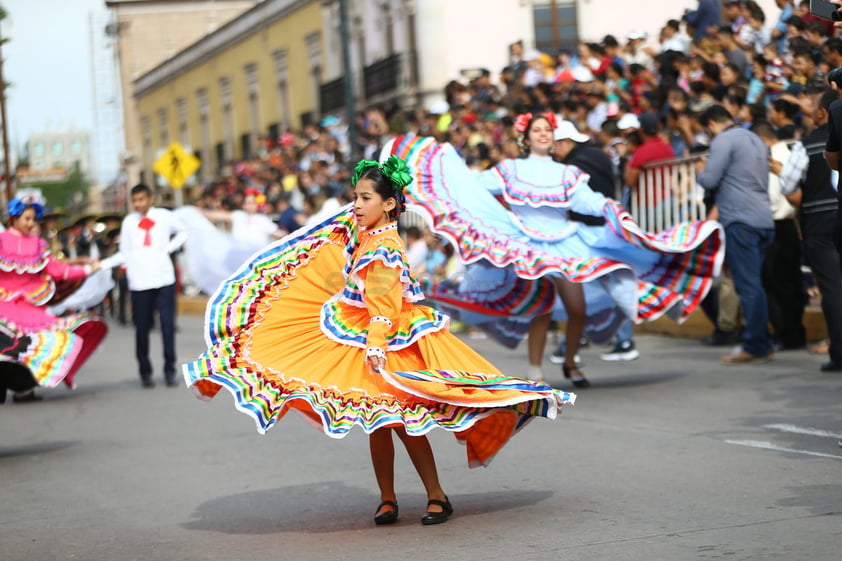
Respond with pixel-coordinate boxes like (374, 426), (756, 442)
(338, 0), (356, 163)
(0, 7), (13, 205)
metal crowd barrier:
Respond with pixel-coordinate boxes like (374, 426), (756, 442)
(631, 153), (709, 232)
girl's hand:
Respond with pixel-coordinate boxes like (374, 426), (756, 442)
(367, 355), (386, 372)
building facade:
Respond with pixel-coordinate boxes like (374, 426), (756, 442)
(107, 0), (258, 189)
(134, 0), (323, 199)
(27, 129), (92, 176)
(130, 0), (787, 202)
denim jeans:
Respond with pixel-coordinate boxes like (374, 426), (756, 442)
(614, 319), (634, 345)
(130, 283), (177, 381)
(724, 222), (774, 357)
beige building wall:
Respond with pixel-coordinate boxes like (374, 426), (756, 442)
(134, 0), (323, 202)
(107, 0), (258, 188)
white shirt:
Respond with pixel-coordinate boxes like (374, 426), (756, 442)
(114, 207), (188, 291)
(769, 141), (796, 221)
(230, 210), (278, 249)
(661, 33), (691, 54)
(305, 197), (342, 226)
(406, 238), (428, 271)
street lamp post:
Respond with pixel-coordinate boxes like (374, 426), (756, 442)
(338, 0), (357, 163)
(0, 9), (13, 206)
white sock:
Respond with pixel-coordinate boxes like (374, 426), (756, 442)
(527, 365), (544, 381)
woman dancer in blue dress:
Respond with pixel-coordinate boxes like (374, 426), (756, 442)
(383, 112), (724, 387)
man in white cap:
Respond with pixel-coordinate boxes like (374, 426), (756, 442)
(552, 121), (616, 204)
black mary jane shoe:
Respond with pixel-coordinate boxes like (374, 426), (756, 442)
(562, 364), (590, 389)
(374, 500), (399, 525)
(421, 497), (453, 526)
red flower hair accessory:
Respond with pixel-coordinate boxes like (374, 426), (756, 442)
(514, 112), (559, 155)
(514, 112), (558, 134)
(514, 113), (533, 134)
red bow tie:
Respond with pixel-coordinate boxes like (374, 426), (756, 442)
(138, 217), (156, 247)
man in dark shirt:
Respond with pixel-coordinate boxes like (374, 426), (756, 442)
(780, 90), (841, 371)
(823, 86), (842, 254)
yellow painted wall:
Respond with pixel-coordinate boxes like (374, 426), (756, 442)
(136, 1), (323, 175)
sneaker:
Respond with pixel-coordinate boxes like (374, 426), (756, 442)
(549, 352), (581, 364)
(600, 341), (640, 362)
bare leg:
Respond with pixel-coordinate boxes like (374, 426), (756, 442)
(528, 313), (552, 373)
(552, 277), (586, 376)
(369, 428), (397, 516)
(393, 427), (447, 512)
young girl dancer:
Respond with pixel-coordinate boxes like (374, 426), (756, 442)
(183, 156), (576, 525)
(0, 195), (108, 399)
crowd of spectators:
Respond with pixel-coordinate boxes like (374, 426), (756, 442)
(195, 1), (836, 216)
(182, 0), (841, 359)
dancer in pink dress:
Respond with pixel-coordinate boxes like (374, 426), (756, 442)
(0, 195), (108, 401)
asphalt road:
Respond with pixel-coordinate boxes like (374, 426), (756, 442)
(1, 314), (839, 561)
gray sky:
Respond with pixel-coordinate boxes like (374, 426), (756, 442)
(3, 0), (115, 177)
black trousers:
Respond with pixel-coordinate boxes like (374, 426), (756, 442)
(762, 219), (807, 348)
(804, 233), (842, 363)
(130, 284), (177, 382)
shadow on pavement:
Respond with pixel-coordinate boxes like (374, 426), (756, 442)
(549, 371), (684, 391)
(181, 482), (553, 534)
(0, 440), (79, 458)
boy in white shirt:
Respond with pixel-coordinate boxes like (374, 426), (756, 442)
(116, 184), (188, 387)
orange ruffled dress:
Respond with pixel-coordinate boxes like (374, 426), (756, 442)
(183, 208), (575, 467)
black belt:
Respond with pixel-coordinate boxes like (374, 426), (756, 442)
(801, 199), (838, 215)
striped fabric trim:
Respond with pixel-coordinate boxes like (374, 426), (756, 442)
(0, 236), (50, 274)
(0, 276), (56, 307)
(183, 360), (571, 438)
(496, 160), (589, 208)
(320, 295), (449, 350)
(342, 242), (425, 305)
(0, 321), (81, 388)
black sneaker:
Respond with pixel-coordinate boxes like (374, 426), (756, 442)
(141, 379), (155, 389)
(600, 341), (640, 362)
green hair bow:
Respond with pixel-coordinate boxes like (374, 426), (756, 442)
(381, 155), (413, 189)
(351, 160), (380, 187)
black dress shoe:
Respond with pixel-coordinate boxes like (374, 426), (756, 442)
(373, 500), (398, 525)
(820, 361), (842, 372)
(12, 391), (43, 403)
(563, 364), (590, 388)
(141, 379), (155, 389)
(701, 330), (740, 346)
(165, 378), (179, 388)
(421, 497), (453, 525)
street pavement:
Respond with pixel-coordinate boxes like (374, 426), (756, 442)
(1, 314), (840, 561)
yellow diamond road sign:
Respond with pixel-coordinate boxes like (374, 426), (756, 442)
(153, 142), (200, 189)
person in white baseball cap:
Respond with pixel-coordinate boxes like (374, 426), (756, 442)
(617, 112), (641, 131)
(552, 120), (591, 144)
